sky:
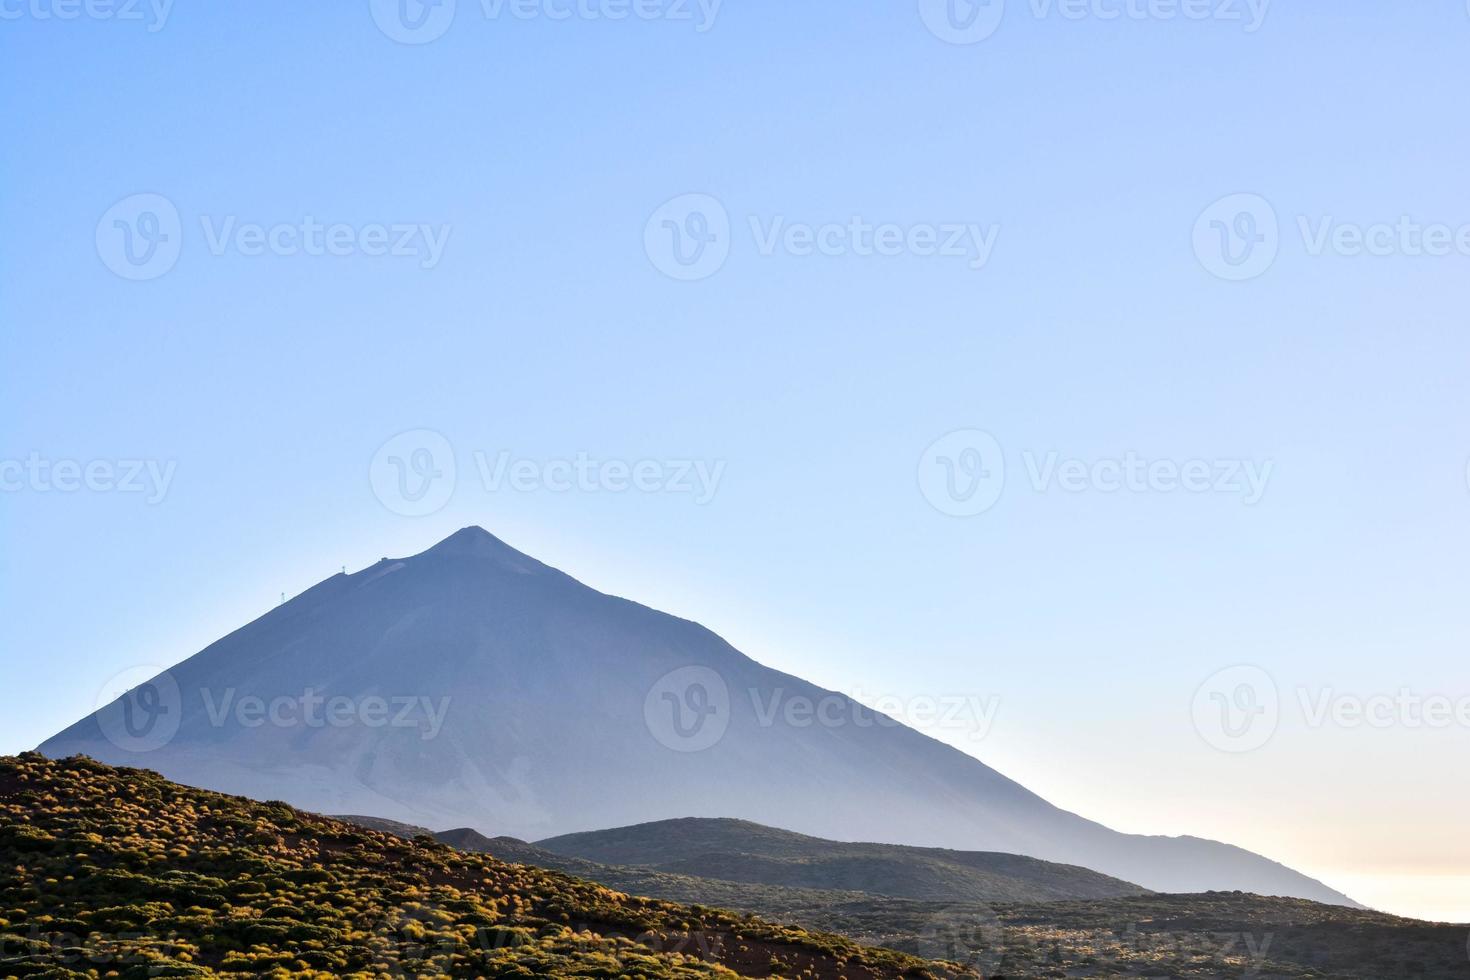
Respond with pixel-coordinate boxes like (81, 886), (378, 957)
(5, 0), (1470, 922)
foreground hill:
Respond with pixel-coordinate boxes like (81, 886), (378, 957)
(537, 817), (1147, 903)
(40, 526), (1352, 903)
(0, 755), (963, 979)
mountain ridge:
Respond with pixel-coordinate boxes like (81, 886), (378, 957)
(536, 816), (1149, 903)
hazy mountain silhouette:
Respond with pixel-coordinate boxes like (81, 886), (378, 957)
(40, 526), (1356, 905)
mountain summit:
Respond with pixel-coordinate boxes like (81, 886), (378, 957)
(424, 525), (551, 567)
(40, 527), (1354, 905)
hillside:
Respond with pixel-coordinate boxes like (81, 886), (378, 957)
(0, 754), (965, 979)
(375, 824), (898, 930)
(346, 817), (1470, 978)
(538, 818), (1147, 903)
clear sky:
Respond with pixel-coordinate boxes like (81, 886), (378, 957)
(5, 1), (1470, 922)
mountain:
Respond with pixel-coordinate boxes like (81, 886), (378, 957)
(537, 817), (1147, 904)
(40, 525), (1354, 905)
(0, 753), (958, 979)
(336, 813), (434, 838)
(435, 827), (593, 872)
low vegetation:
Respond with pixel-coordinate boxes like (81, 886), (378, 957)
(7, 755), (1462, 979)
(0, 755), (967, 979)
(367, 822), (1470, 978)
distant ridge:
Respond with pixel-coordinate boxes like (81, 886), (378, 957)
(339, 814), (1147, 905)
(537, 817), (1149, 903)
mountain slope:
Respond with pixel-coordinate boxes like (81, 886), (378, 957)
(40, 526), (1354, 904)
(351, 818), (1470, 979)
(352, 816), (1147, 905)
(537, 818), (1148, 903)
(0, 754), (959, 979)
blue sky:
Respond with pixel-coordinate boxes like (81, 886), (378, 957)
(6, 1), (1470, 920)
